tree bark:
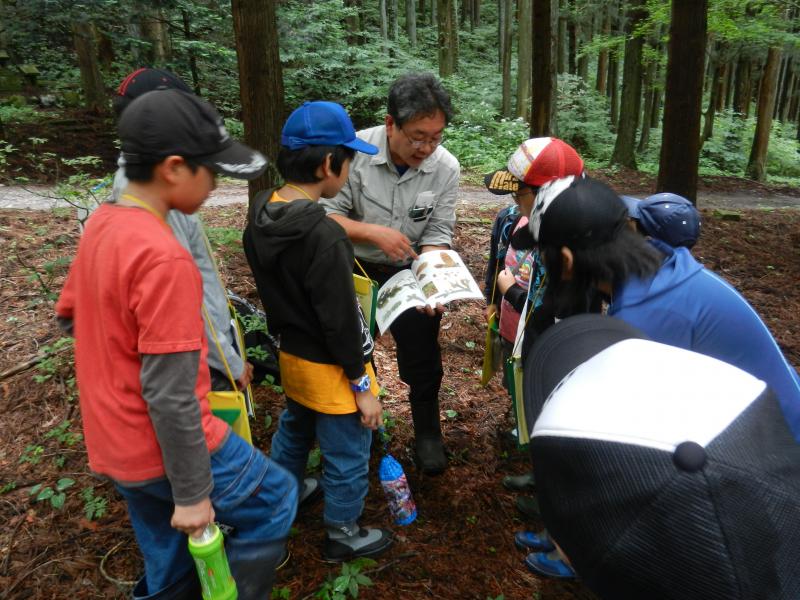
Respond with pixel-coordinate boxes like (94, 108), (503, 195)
(473, 0), (481, 27)
(595, 5), (609, 94)
(516, 0), (532, 120)
(610, 0), (646, 168)
(745, 46), (781, 181)
(530, 0), (558, 136)
(344, 0), (362, 45)
(733, 54), (753, 117)
(576, 12), (590, 80)
(71, 21), (106, 114)
(231, 0), (284, 201)
(656, 0), (708, 204)
(567, 1), (577, 75)
(777, 57), (794, 121)
(389, 0), (399, 41)
(181, 10), (201, 95)
(380, 0), (389, 40)
(406, 0), (417, 46)
(557, 0), (567, 73)
(501, 0), (513, 116)
(701, 43), (727, 146)
(637, 26), (661, 153)
(437, 0), (458, 76)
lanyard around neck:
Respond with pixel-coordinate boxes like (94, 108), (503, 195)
(120, 193), (167, 225)
(273, 183), (314, 203)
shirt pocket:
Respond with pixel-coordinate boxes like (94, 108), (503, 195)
(403, 191), (437, 239)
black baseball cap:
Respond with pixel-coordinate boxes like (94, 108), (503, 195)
(114, 68), (192, 115)
(525, 314), (800, 599)
(118, 89), (268, 180)
(529, 175), (628, 249)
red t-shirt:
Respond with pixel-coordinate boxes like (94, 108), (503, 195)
(56, 204), (228, 483)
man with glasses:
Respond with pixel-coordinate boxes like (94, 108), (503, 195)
(321, 73), (459, 475)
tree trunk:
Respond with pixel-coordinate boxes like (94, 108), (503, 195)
(380, 0), (389, 40)
(637, 26), (661, 153)
(656, 0), (708, 205)
(498, 0), (504, 66)
(557, 0), (567, 73)
(567, 2), (577, 75)
(745, 46), (781, 181)
(733, 54), (752, 117)
(595, 5), (609, 94)
(516, 0), (532, 120)
(344, 0), (362, 45)
(181, 11), (202, 95)
(71, 21), (106, 114)
(419, 0), (425, 24)
(431, 0), (437, 27)
(716, 60), (728, 111)
(231, 0), (284, 201)
(777, 57), (794, 121)
(140, 8), (171, 63)
(701, 43), (726, 146)
(724, 57), (735, 109)
(501, 0), (513, 116)
(610, 0), (646, 168)
(405, 0), (417, 46)
(530, 0), (558, 136)
(576, 13), (590, 80)
(608, 57), (619, 129)
(774, 55), (788, 119)
(389, 0), (398, 41)
(437, 0), (458, 76)
(473, 0), (481, 27)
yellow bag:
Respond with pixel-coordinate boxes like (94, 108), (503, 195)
(353, 259), (378, 337)
(480, 313), (503, 386)
(203, 304), (253, 444)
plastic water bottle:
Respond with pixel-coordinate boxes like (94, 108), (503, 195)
(188, 523), (237, 600)
(378, 454), (417, 525)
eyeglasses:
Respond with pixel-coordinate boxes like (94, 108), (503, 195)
(399, 126), (444, 150)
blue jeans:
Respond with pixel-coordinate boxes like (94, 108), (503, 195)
(270, 398), (372, 527)
(115, 431), (298, 599)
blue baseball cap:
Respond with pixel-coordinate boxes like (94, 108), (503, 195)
(281, 101), (378, 155)
(620, 193), (701, 248)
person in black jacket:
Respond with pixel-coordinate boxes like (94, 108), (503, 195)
(243, 101), (394, 562)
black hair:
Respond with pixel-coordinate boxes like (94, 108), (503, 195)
(541, 227), (664, 318)
(276, 145), (356, 184)
(387, 73), (454, 126)
(124, 157), (201, 183)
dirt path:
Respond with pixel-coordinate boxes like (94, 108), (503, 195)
(2, 182), (799, 211)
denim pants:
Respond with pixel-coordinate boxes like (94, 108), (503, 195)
(270, 398), (372, 527)
(115, 431), (298, 599)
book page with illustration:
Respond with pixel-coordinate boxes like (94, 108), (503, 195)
(375, 250), (483, 333)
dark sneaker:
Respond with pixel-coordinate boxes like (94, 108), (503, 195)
(515, 495), (540, 519)
(413, 437), (447, 475)
(502, 472), (536, 492)
(323, 525), (394, 563)
(299, 476), (323, 510)
(514, 530), (555, 553)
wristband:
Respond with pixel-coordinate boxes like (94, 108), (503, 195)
(350, 374), (371, 393)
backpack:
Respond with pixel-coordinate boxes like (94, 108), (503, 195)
(227, 292), (281, 387)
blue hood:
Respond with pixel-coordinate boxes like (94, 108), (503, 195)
(611, 240), (703, 311)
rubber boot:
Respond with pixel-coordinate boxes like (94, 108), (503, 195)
(324, 523), (394, 563)
(227, 538), (286, 600)
(409, 383), (447, 475)
(131, 568), (200, 600)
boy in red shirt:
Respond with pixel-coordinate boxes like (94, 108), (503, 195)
(56, 89), (297, 600)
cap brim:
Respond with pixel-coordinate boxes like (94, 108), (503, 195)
(523, 315), (648, 429)
(484, 170), (520, 195)
(202, 141), (269, 180)
(619, 195), (642, 219)
(343, 137), (379, 155)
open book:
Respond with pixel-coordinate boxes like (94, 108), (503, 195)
(375, 250), (483, 333)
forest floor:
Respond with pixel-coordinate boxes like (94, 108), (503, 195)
(0, 192), (799, 599)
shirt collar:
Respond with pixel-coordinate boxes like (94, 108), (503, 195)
(369, 125), (440, 174)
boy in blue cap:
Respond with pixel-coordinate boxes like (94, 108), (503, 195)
(619, 192), (701, 249)
(243, 101), (394, 562)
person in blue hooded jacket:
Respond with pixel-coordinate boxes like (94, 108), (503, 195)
(526, 175), (800, 442)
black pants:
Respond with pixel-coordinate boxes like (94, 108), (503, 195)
(359, 260), (444, 436)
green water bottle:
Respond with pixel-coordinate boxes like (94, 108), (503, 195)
(188, 523), (237, 600)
